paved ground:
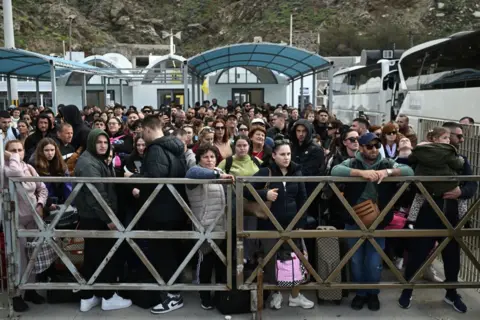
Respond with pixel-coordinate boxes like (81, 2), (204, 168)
(4, 288), (480, 320)
(1, 262), (480, 319)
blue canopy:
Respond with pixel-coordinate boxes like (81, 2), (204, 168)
(0, 48), (111, 80)
(188, 43), (331, 79)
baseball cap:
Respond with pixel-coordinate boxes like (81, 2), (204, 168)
(358, 132), (380, 145)
(251, 118), (265, 125)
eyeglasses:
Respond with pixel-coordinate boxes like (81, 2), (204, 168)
(386, 131), (397, 135)
(214, 126), (225, 131)
(451, 133), (464, 140)
(143, 110), (153, 114)
(362, 142), (382, 150)
(344, 137), (358, 143)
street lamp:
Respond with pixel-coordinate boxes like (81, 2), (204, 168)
(67, 15), (76, 60)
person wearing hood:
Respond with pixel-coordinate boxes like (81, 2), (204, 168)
(74, 129), (132, 313)
(331, 132), (413, 311)
(125, 115), (188, 315)
(58, 104), (91, 152)
(24, 113), (56, 162)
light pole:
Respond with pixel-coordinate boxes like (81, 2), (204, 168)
(67, 15), (76, 60)
(3, 0), (18, 107)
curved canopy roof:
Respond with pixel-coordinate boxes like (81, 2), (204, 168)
(188, 43), (331, 79)
(0, 48), (113, 80)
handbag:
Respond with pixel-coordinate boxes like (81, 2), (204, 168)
(244, 168), (272, 220)
(26, 238), (58, 274)
(352, 199), (380, 227)
(385, 211), (407, 230)
(275, 239), (309, 287)
(55, 223), (84, 270)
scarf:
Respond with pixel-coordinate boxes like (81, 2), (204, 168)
(385, 143), (397, 158)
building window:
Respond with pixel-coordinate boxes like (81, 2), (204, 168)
(216, 67), (277, 84)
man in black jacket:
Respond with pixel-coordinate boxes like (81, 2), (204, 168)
(59, 105), (91, 152)
(266, 112), (289, 139)
(127, 115), (188, 314)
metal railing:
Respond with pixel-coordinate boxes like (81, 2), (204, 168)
(1, 175), (480, 319)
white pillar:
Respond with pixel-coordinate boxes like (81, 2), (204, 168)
(328, 62), (334, 112)
(35, 78), (40, 106)
(81, 74), (87, 107)
(291, 79), (294, 107)
(6, 75), (12, 103)
(300, 76), (304, 111)
(191, 76), (195, 108)
(311, 72), (316, 107)
(119, 79), (124, 106)
(103, 77), (108, 107)
(3, 0), (18, 102)
(50, 63), (57, 113)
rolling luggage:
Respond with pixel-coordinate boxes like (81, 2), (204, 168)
(316, 226), (343, 304)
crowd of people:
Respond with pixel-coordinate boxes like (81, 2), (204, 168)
(0, 101), (476, 315)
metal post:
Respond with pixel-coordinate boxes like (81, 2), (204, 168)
(291, 78), (294, 107)
(300, 75), (304, 111)
(183, 60), (188, 110)
(200, 77), (205, 103)
(81, 74), (87, 108)
(311, 72), (316, 108)
(119, 79), (124, 106)
(197, 77), (201, 105)
(50, 63), (57, 113)
(3, 0), (18, 103)
(191, 75), (195, 108)
(328, 62), (334, 112)
(35, 78), (40, 106)
(69, 20), (72, 61)
(103, 77), (108, 108)
(6, 75), (12, 103)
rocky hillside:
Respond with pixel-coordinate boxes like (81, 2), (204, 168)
(1, 0), (479, 57)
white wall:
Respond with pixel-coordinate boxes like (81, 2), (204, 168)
(132, 84), (185, 108)
(57, 85), (133, 108)
(208, 83), (287, 106)
(286, 74), (317, 108)
(0, 80), (52, 92)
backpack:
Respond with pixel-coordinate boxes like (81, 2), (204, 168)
(224, 155), (261, 174)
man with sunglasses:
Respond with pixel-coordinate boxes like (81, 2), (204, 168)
(331, 132), (413, 312)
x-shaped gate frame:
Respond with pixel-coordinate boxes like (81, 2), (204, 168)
(236, 176), (480, 290)
(9, 177), (233, 292)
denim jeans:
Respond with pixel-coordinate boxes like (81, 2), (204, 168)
(345, 224), (385, 296)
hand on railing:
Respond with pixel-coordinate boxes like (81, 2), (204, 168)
(132, 188), (140, 198)
(267, 188), (279, 202)
(220, 173), (235, 183)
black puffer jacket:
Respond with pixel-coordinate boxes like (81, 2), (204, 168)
(137, 136), (188, 224)
(245, 162), (307, 231)
(59, 105), (91, 152)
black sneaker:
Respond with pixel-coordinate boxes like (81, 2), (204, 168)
(367, 294), (380, 311)
(201, 299), (214, 310)
(444, 293), (467, 313)
(24, 290), (46, 304)
(351, 295), (367, 310)
(398, 290), (412, 309)
(151, 296), (184, 314)
(12, 296), (29, 312)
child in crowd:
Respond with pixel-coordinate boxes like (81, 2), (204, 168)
(407, 127), (467, 225)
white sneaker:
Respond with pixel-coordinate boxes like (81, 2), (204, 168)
(423, 265), (443, 283)
(101, 293), (132, 311)
(289, 293), (314, 309)
(270, 292), (283, 310)
(395, 257), (404, 270)
(80, 296), (101, 312)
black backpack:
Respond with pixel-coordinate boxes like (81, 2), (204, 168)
(224, 155), (261, 174)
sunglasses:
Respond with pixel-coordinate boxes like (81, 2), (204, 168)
(451, 133), (464, 140)
(214, 126), (225, 130)
(362, 142), (382, 150)
(386, 131), (397, 135)
(239, 127), (248, 131)
(345, 137), (358, 143)
(143, 110), (153, 114)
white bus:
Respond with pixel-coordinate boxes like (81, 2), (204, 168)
(391, 30), (480, 131)
(331, 59), (398, 125)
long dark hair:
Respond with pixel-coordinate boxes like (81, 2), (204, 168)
(34, 138), (67, 176)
